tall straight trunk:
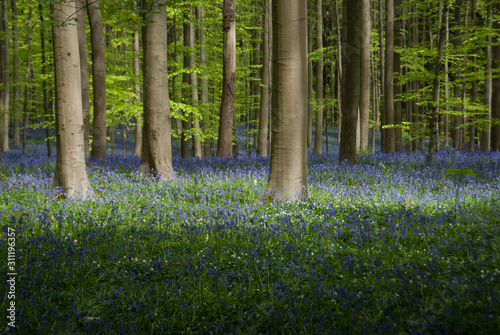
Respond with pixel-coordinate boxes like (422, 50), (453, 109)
(11, 0), (21, 146)
(482, 4), (492, 152)
(181, 11), (192, 159)
(39, 3), (51, 157)
(51, 0), (92, 199)
(492, 9), (500, 151)
(76, 0), (90, 158)
(217, 0), (237, 157)
(359, 0), (370, 152)
(339, 0), (361, 164)
(371, 49), (378, 153)
(263, 0), (309, 202)
(384, 0), (395, 153)
(257, 0), (270, 156)
(139, 0), (174, 180)
(87, 0), (107, 159)
(313, 0), (323, 155)
(427, 3), (447, 165)
(443, 9), (449, 148)
(468, 2), (477, 152)
(0, 0), (9, 153)
(335, 0), (342, 143)
(197, 5), (212, 158)
(378, 0), (385, 152)
(452, 2), (462, 150)
(393, 0), (402, 152)
(133, 26), (142, 156)
(307, 9), (313, 148)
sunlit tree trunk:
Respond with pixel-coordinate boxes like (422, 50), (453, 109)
(39, 3), (52, 157)
(313, 0), (323, 155)
(197, 5), (212, 158)
(133, 24), (142, 156)
(378, 0), (385, 152)
(51, 0), (92, 199)
(482, 4), (492, 152)
(0, 0), (9, 153)
(217, 0), (236, 157)
(87, 0), (107, 159)
(307, 6), (313, 149)
(139, 0), (174, 180)
(452, 2), (462, 150)
(76, 0), (90, 158)
(384, 0), (395, 153)
(339, 0), (361, 164)
(263, 0), (309, 202)
(492, 7), (500, 151)
(257, 0), (270, 156)
(443, 9), (449, 149)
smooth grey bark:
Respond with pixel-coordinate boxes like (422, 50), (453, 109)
(11, 0), (21, 146)
(384, 0), (395, 153)
(51, 0), (92, 199)
(492, 8), (500, 151)
(77, 0), (90, 158)
(359, 0), (370, 151)
(481, 3), (492, 152)
(452, 2), (462, 150)
(39, 3), (52, 157)
(378, 0), (385, 151)
(393, 0), (402, 152)
(257, 0), (270, 156)
(217, 0), (236, 157)
(339, 0), (361, 164)
(133, 25), (142, 156)
(0, 0), (9, 153)
(427, 3), (447, 165)
(139, 0), (174, 180)
(197, 5), (212, 158)
(443, 9), (449, 148)
(87, 0), (107, 159)
(307, 9), (313, 149)
(263, 0), (309, 202)
(313, 0), (323, 155)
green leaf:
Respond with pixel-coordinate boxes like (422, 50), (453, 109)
(445, 168), (476, 177)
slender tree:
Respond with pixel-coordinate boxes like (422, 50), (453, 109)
(307, 4), (313, 148)
(257, 0), (270, 156)
(133, 22), (142, 156)
(339, 0), (361, 164)
(87, 0), (107, 159)
(11, 0), (21, 146)
(452, 2), (462, 150)
(482, 3), (492, 152)
(39, 2), (52, 157)
(139, 0), (174, 180)
(76, 0), (90, 158)
(384, 0), (395, 153)
(263, 0), (309, 202)
(359, 0), (370, 151)
(217, 0), (237, 157)
(0, 0), (9, 153)
(51, 0), (92, 199)
(492, 6), (500, 151)
(313, 0), (323, 155)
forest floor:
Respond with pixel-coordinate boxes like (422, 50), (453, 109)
(1, 139), (499, 334)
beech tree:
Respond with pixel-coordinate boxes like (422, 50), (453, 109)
(0, 0), (9, 153)
(51, 0), (92, 199)
(257, 0), (270, 157)
(384, 0), (395, 153)
(313, 0), (323, 155)
(217, 0), (236, 158)
(263, 0), (309, 202)
(77, 0), (90, 158)
(87, 0), (107, 159)
(138, 0), (174, 180)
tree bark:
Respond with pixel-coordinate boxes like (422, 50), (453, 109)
(307, 7), (313, 149)
(384, 0), (395, 153)
(0, 0), (9, 153)
(10, 0), (21, 146)
(378, 0), (385, 152)
(492, 6), (500, 151)
(139, 0), (174, 180)
(133, 25), (142, 156)
(339, 0), (361, 164)
(76, 0), (90, 158)
(39, 3), (52, 157)
(51, 0), (92, 199)
(359, 0), (370, 152)
(452, 2), (462, 150)
(197, 5), (212, 158)
(263, 0), (309, 202)
(482, 3), (492, 152)
(257, 0), (270, 156)
(217, 0), (237, 158)
(313, 0), (324, 155)
(87, 0), (107, 159)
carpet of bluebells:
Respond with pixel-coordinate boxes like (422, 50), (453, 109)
(1, 137), (500, 334)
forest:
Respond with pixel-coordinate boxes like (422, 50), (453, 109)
(1, 0), (500, 333)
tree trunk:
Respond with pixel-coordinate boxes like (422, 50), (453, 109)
(263, 0), (309, 202)
(492, 7), (500, 151)
(393, 0), (402, 152)
(139, 0), (174, 180)
(313, 0), (324, 155)
(133, 25), (142, 156)
(217, 0), (236, 158)
(339, 0), (361, 164)
(257, 0), (271, 156)
(452, 2), (462, 150)
(87, 0), (107, 159)
(443, 9), (449, 148)
(75, 0), (90, 158)
(51, 0), (92, 199)
(482, 4), (492, 152)
(10, 0), (21, 146)
(384, 0), (395, 153)
(359, 0), (370, 152)
(0, 0), (9, 153)
(197, 5), (212, 158)
(39, 3), (51, 157)
(307, 8), (313, 149)
(378, 0), (385, 152)
(427, 3), (447, 165)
